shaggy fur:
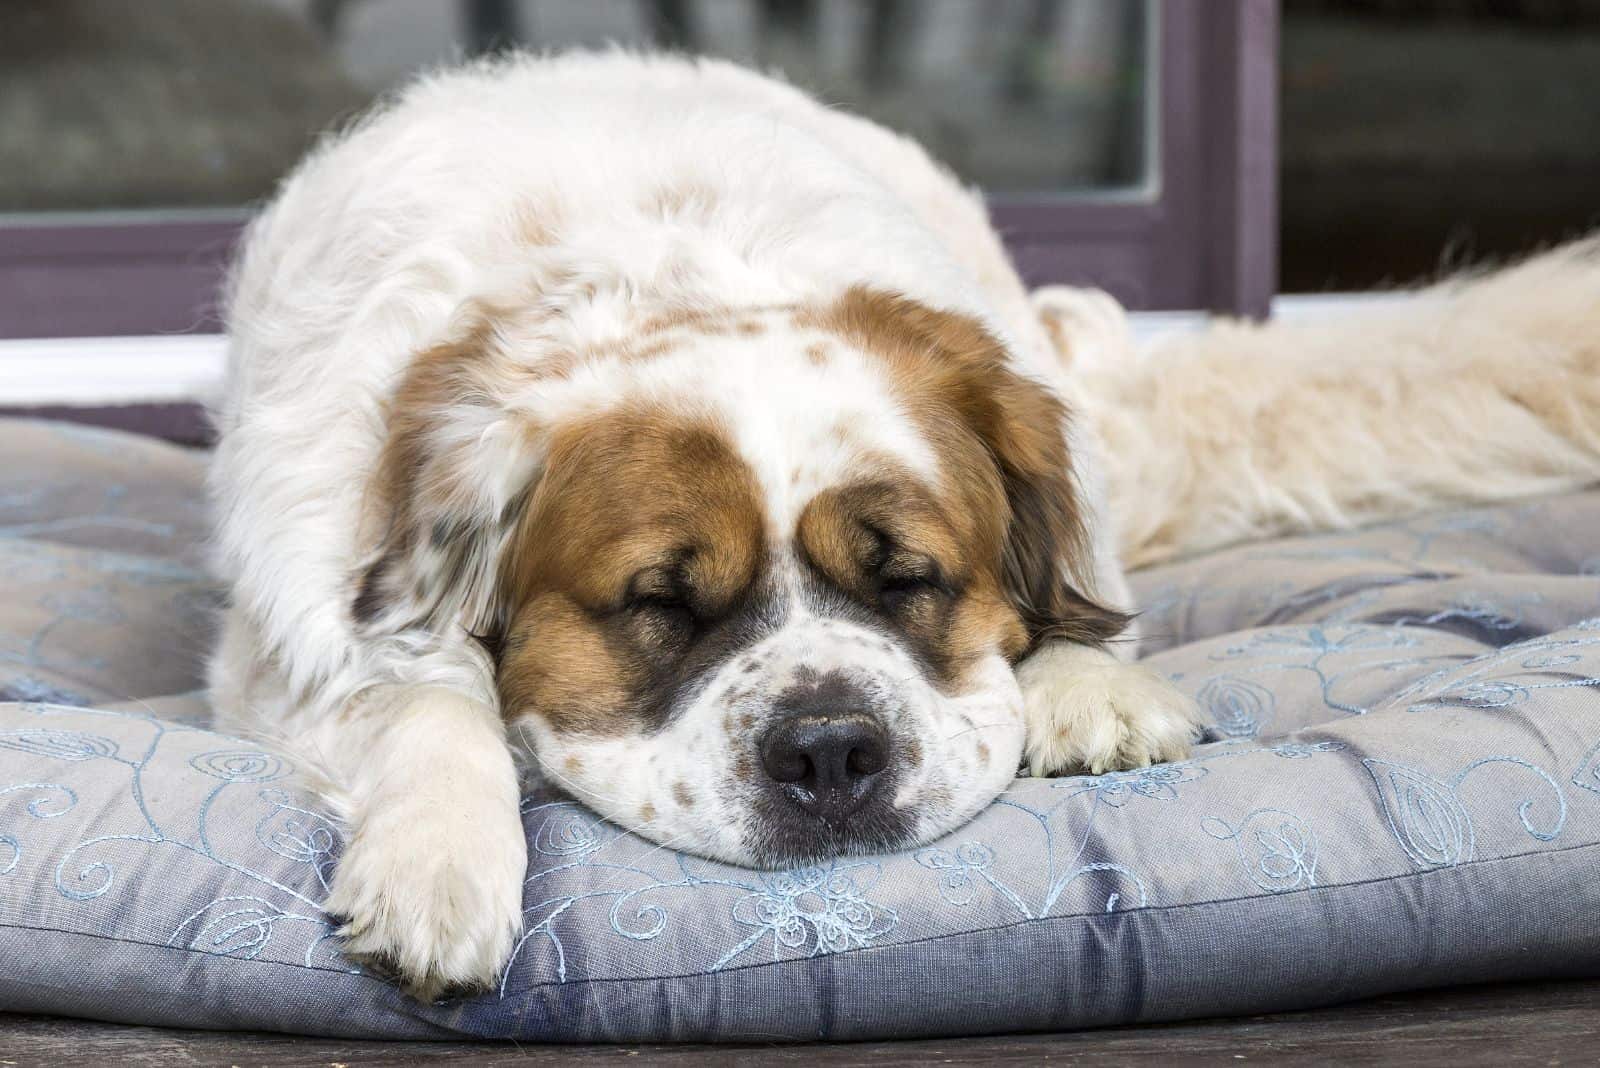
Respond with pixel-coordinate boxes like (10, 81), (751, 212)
(208, 50), (1599, 1000)
(1036, 240), (1600, 567)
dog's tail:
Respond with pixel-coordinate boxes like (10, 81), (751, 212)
(1051, 239), (1600, 569)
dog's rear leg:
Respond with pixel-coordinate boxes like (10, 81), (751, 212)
(1044, 242), (1600, 568)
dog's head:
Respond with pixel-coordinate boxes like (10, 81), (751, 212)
(355, 286), (1125, 865)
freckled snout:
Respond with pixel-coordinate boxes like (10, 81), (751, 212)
(739, 651), (918, 863)
(759, 712), (889, 823)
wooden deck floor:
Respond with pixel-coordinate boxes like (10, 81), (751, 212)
(4, 979), (1597, 1066)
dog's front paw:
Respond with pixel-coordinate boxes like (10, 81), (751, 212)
(326, 791), (527, 1001)
(1016, 642), (1202, 776)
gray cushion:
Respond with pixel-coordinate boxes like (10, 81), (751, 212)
(2, 418), (1598, 1040)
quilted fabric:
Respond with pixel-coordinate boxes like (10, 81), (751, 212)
(2, 418), (1598, 1040)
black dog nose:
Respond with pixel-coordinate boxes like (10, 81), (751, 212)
(759, 714), (890, 823)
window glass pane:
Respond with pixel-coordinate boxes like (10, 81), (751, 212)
(0, 0), (1153, 217)
(1281, 0), (1600, 291)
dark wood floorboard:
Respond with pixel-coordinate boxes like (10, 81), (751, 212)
(3, 980), (1598, 1066)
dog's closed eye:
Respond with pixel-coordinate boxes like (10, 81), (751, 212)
(624, 568), (704, 643)
(877, 560), (949, 613)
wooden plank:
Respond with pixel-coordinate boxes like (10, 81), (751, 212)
(3, 980), (1597, 1067)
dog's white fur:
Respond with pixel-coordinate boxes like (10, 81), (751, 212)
(208, 51), (1600, 998)
(1036, 241), (1600, 567)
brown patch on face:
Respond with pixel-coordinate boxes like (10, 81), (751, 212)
(799, 286), (1129, 657)
(563, 754), (584, 775)
(497, 593), (635, 733)
(672, 781), (696, 809)
(799, 478), (958, 603)
(976, 741), (991, 763)
(805, 342), (831, 367)
(639, 802), (657, 823)
(798, 473), (1026, 689)
(495, 404), (768, 737)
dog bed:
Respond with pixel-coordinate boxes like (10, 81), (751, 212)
(3, 417), (1598, 1040)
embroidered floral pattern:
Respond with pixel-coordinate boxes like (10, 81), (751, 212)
(1197, 676), (1277, 738)
(1056, 762), (1208, 806)
(1203, 808), (1319, 892)
(728, 865), (896, 960)
(3, 435), (1600, 1036)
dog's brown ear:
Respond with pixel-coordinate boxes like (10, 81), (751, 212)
(816, 286), (1130, 655)
(352, 325), (539, 642)
(977, 366), (1132, 652)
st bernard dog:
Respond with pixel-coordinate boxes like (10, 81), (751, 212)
(209, 51), (1600, 997)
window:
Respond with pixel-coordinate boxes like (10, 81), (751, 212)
(0, 0), (1279, 340)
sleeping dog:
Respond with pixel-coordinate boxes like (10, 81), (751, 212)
(209, 51), (1600, 997)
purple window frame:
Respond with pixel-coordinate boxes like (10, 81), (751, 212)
(0, 0), (1277, 349)
(999, 0), (1279, 317)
